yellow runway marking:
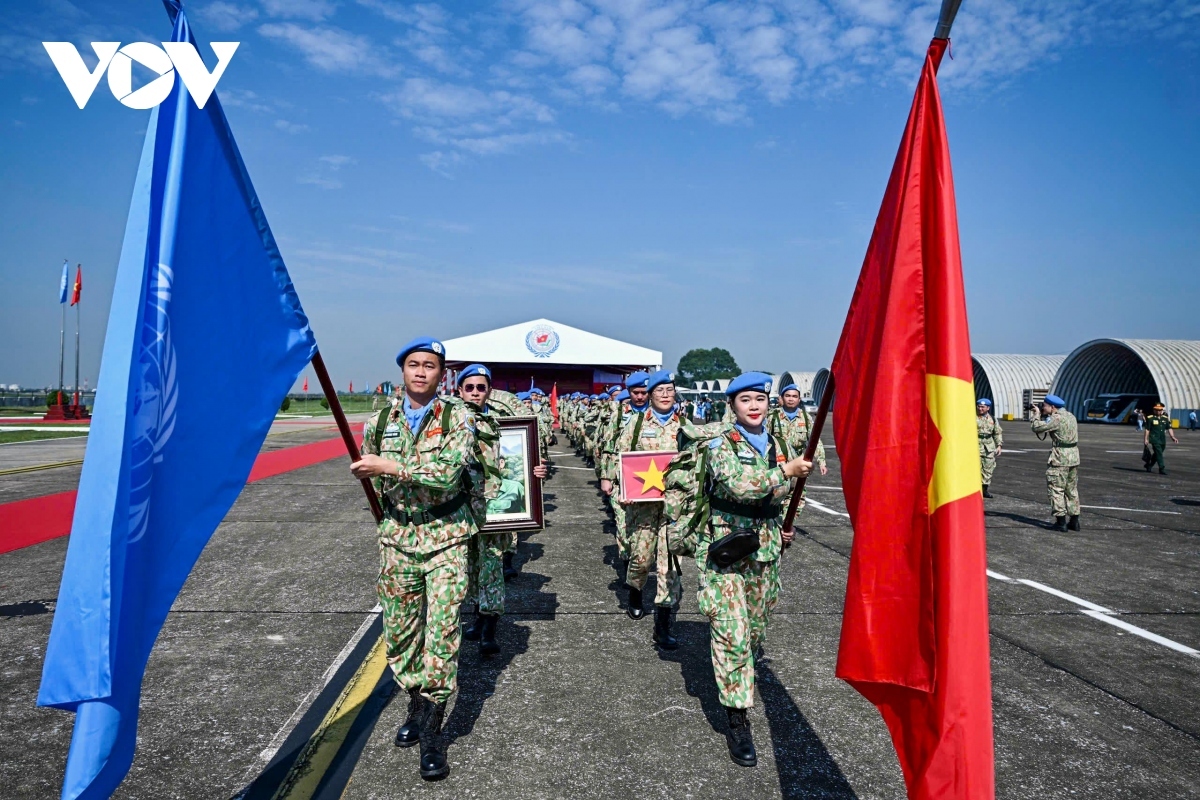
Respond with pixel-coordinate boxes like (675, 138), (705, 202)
(272, 634), (389, 799)
(0, 459), (84, 477)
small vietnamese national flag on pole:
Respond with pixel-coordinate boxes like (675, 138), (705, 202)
(302, 376), (308, 392)
(349, 380), (353, 394)
(70, 264), (82, 306)
(829, 32), (994, 800)
(550, 382), (559, 424)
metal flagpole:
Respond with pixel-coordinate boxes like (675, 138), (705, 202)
(74, 277), (81, 410)
(58, 302), (66, 401)
(933, 0), (963, 39)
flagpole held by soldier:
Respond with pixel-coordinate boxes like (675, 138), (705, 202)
(350, 336), (478, 781)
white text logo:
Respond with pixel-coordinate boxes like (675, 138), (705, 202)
(43, 42), (239, 110)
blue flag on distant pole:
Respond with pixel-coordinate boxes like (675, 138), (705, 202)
(37, 4), (318, 798)
(59, 260), (70, 303)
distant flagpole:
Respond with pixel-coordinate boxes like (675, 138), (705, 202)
(58, 260), (69, 401)
(72, 264), (82, 408)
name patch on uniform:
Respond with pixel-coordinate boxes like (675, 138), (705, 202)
(641, 430), (659, 438)
(738, 455), (756, 464)
(383, 423), (401, 439)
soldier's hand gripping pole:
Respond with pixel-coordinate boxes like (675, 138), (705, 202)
(781, 372), (835, 540)
(311, 350), (385, 523)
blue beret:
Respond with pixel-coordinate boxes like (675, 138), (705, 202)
(607, 384), (623, 394)
(726, 372), (773, 397)
(977, 398), (992, 407)
(615, 389), (630, 401)
(780, 383), (799, 395)
(647, 370), (675, 391)
(1044, 394), (1065, 408)
(397, 336), (445, 367)
(458, 364), (491, 383)
(626, 371), (650, 389)
(516, 391), (531, 400)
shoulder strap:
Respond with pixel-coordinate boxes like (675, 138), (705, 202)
(441, 400), (453, 432)
(631, 410), (645, 444)
(372, 407), (389, 453)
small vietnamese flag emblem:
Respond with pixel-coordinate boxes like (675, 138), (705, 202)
(619, 451), (677, 503)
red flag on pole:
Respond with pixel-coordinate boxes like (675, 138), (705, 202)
(70, 264), (82, 306)
(550, 383), (559, 424)
(349, 380), (353, 394)
(830, 36), (994, 800)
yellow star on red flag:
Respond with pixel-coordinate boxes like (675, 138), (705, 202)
(634, 459), (666, 493)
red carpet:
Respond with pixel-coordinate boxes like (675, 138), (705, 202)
(0, 435), (361, 556)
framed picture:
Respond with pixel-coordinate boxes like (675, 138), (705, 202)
(619, 450), (678, 503)
(483, 416), (545, 532)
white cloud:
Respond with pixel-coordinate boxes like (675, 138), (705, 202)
(196, 1), (260, 32)
(275, 118), (309, 133)
(319, 154), (357, 167)
(259, 0), (336, 22)
(258, 22), (399, 76)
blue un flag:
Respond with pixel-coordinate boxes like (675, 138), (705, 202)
(37, 6), (318, 798)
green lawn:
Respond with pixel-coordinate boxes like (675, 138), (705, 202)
(0, 430), (88, 444)
(284, 395), (381, 415)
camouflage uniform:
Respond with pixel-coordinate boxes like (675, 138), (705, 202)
(600, 399), (637, 560)
(612, 409), (683, 608)
(698, 427), (794, 709)
(977, 413), (1003, 486)
(462, 402), (511, 616)
(362, 397), (478, 703)
(1031, 407), (1080, 517)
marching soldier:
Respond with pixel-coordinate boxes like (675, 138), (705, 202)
(1030, 394), (1080, 532)
(608, 370), (683, 645)
(601, 375), (648, 562)
(456, 364), (547, 656)
(697, 373), (811, 767)
(351, 337), (476, 781)
(1143, 402), (1178, 474)
(766, 383), (826, 522)
(976, 398), (1003, 498)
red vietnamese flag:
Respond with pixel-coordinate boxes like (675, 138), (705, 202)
(70, 264), (82, 306)
(550, 383), (559, 424)
(302, 376), (308, 392)
(830, 38), (994, 800)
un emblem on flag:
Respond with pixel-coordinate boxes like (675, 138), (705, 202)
(525, 324), (560, 358)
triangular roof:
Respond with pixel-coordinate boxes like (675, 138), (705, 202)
(442, 319), (662, 369)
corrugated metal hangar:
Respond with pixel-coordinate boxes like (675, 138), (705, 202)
(971, 354), (1063, 421)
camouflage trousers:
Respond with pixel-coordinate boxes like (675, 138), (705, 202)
(625, 503), (682, 608)
(612, 494), (630, 561)
(696, 554), (780, 709)
(1046, 465), (1080, 517)
(467, 532), (512, 616)
(980, 453), (997, 485)
(377, 541), (469, 704)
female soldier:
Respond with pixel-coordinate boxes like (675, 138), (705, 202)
(698, 372), (811, 767)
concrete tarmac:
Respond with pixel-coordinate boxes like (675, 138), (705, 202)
(1, 419), (1198, 798)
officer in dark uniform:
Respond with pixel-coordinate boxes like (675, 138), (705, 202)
(1143, 402), (1178, 475)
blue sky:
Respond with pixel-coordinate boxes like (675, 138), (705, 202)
(2, 0), (1198, 390)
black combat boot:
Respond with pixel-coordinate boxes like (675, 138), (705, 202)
(502, 551), (519, 581)
(982, 484), (992, 498)
(394, 687), (421, 748)
(653, 606), (678, 650)
(418, 697), (450, 781)
(1160, 468), (1168, 475)
(626, 586), (645, 619)
(479, 614), (500, 657)
(724, 707), (757, 767)
(462, 610), (482, 642)
(1068, 514), (1080, 531)
(1053, 516), (1068, 532)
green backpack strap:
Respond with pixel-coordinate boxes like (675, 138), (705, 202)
(630, 409), (644, 445)
(371, 406), (390, 454)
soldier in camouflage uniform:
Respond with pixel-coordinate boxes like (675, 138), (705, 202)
(976, 398), (1003, 498)
(351, 337), (476, 781)
(697, 373), (811, 767)
(1030, 393), (1080, 532)
(601, 375), (649, 562)
(766, 383), (826, 521)
(608, 371), (684, 645)
(455, 366), (547, 656)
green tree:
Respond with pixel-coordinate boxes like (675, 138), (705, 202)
(677, 348), (740, 385)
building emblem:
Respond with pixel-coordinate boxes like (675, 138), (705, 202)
(525, 324), (560, 358)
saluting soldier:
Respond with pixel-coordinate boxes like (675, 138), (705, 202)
(1143, 402), (1178, 475)
(1030, 393), (1081, 532)
(352, 337), (477, 781)
(456, 365), (547, 656)
(698, 373), (811, 767)
(976, 398), (1003, 498)
(610, 370), (684, 645)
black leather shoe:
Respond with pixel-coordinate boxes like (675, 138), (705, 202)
(1067, 514), (1080, 532)
(418, 698), (450, 781)
(626, 587), (645, 620)
(1160, 469), (1168, 475)
(394, 687), (421, 748)
(982, 485), (992, 498)
(480, 614), (500, 657)
(502, 552), (519, 581)
(462, 613), (482, 642)
(724, 707), (757, 767)
(1145, 463), (1153, 472)
(653, 606), (678, 650)
(1053, 516), (1068, 532)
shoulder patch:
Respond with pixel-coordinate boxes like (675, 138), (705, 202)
(707, 437), (723, 450)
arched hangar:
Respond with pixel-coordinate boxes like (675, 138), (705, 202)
(778, 371), (817, 398)
(812, 368), (832, 405)
(1052, 338), (1200, 423)
(971, 354), (1063, 420)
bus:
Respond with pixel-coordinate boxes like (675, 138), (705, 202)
(1082, 393), (1159, 424)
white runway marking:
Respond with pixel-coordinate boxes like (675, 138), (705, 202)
(555, 465), (595, 471)
(1080, 505), (1181, 515)
(1106, 450), (1147, 453)
(998, 449), (1031, 454)
(805, 485), (843, 491)
(986, 572), (1199, 658)
(0, 425), (91, 432)
(806, 499), (850, 518)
